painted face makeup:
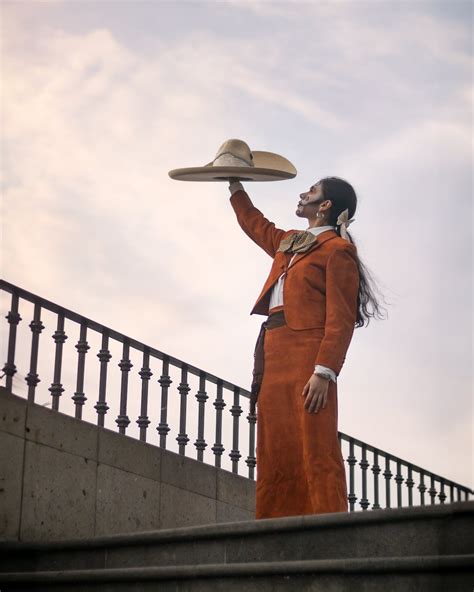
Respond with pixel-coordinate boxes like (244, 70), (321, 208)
(298, 195), (323, 207)
(299, 182), (323, 206)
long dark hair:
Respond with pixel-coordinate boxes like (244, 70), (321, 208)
(319, 176), (388, 328)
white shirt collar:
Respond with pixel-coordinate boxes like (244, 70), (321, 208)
(306, 225), (335, 236)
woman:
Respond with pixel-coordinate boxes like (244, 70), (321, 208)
(228, 176), (386, 519)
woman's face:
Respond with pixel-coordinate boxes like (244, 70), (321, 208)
(296, 181), (326, 217)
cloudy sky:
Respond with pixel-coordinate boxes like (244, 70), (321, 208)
(1, 0), (472, 493)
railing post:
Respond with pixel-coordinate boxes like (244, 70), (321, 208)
(2, 292), (22, 393)
(194, 372), (208, 461)
(72, 322), (89, 418)
(49, 312), (67, 411)
(428, 475), (437, 505)
(449, 483), (454, 503)
(176, 365), (190, 455)
(157, 356), (171, 448)
(384, 456), (393, 509)
(395, 460), (404, 507)
(116, 340), (132, 434)
(372, 450), (381, 510)
(406, 465), (414, 506)
(347, 439), (357, 511)
(212, 379), (225, 468)
(95, 330), (111, 427)
(26, 302), (44, 403)
(137, 349), (152, 442)
(418, 472), (427, 505)
(229, 386), (242, 474)
(438, 480), (447, 504)
(246, 406), (257, 480)
(359, 445), (369, 510)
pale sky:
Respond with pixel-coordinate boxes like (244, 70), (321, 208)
(1, 0), (472, 493)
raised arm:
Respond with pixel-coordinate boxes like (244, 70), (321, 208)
(229, 181), (288, 258)
(314, 243), (360, 375)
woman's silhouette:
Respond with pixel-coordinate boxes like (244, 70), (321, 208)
(229, 176), (386, 518)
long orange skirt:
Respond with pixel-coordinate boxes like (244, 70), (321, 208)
(255, 309), (348, 519)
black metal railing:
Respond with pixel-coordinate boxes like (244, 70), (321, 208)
(0, 280), (255, 479)
(1, 279), (472, 510)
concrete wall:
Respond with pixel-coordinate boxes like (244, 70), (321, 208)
(0, 387), (256, 542)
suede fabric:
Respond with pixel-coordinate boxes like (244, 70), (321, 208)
(230, 189), (360, 377)
(256, 308), (348, 518)
(230, 189), (360, 518)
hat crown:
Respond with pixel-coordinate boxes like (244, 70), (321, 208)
(214, 139), (254, 167)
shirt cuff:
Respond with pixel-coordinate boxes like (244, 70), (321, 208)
(229, 181), (244, 195)
(314, 364), (337, 382)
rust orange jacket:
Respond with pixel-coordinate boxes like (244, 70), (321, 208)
(230, 189), (360, 377)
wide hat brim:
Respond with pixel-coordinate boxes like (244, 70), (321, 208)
(168, 150), (297, 182)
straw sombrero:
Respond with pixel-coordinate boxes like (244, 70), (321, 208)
(168, 138), (297, 182)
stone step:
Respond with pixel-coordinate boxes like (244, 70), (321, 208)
(1, 501), (472, 574)
(0, 554), (473, 591)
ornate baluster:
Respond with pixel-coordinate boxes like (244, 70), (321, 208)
(157, 356), (172, 448)
(449, 483), (454, 503)
(116, 341), (132, 434)
(428, 475), (437, 505)
(194, 372), (208, 461)
(406, 465), (414, 506)
(212, 379), (225, 468)
(49, 313), (68, 411)
(229, 386), (242, 474)
(395, 460), (404, 507)
(372, 450), (381, 510)
(95, 331), (111, 427)
(176, 365), (190, 455)
(383, 456), (393, 509)
(26, 302), (44, 403)
(438, 480), (447, 504)
(72, 322), (89, 418)
(418, 471), (427, 505)
(347, 439), (357, 511)
(359, 444), (369, 510)
(246, 402), (257, 480)
(137, 349), (152, 442)
(2, 292), (22, 392)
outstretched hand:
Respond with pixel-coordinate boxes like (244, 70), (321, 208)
(302, 373), (330, 414)
(228, 178), (244, 195)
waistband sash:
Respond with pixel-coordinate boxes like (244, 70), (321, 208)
(250, 309), (286, 414)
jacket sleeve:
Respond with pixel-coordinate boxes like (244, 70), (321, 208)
(314, 243), (360, 375)
(229, 189), (287, 258)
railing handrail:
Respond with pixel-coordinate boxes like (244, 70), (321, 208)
(1, 278), (473, 497)
(338, 433), (472, 492)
